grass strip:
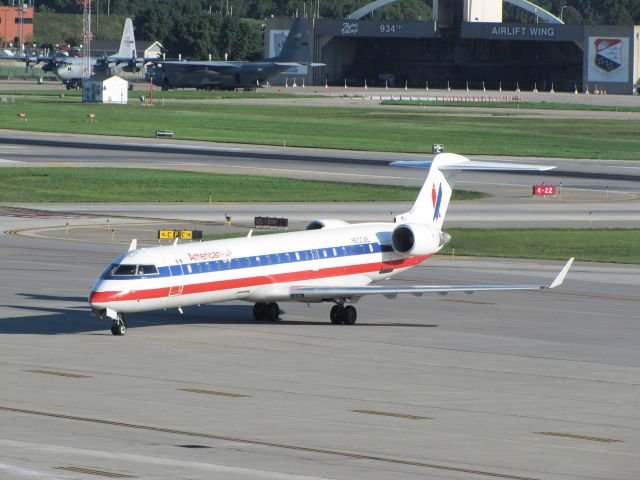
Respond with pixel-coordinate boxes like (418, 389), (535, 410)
(0, 167), (484, 203)
(381, 100), (640, 113)
(440, 228), (639, 264)
(1, 101), (639, 160)
(0, 89), (300, 100)
(203, 228), (639, 264)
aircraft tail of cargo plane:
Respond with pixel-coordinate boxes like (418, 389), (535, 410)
(89, 153), (573, 336)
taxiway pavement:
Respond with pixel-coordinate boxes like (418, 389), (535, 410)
(0, 203), (639, 480)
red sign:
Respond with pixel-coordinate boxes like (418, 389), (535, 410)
(533, 185), (557, 196)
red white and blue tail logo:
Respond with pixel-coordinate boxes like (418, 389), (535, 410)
(431, 183), (443, 222)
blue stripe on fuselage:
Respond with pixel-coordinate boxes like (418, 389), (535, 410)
(103, 242), (394, 280)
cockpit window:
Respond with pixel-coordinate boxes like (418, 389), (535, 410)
(137, 265), (158, 275)
(111, 264), (158, 276)
(113, 264), (137, 276)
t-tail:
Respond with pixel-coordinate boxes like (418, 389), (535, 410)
(392, 153), (555, 230)
(394, 153), (468, 230)
(115, 18), (137, 59)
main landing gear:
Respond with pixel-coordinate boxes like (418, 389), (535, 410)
(330, 304), (357, 325)
(253, 302), (280, 322)
(252, 302), (358, 325)
(110, 314), (127, 336)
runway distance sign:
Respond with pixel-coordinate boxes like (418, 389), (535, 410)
(533, 185), (557, 196)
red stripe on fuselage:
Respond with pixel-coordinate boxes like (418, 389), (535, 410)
(90, 255), (430, 304)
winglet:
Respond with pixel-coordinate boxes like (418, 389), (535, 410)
(548, 258), (574, 289)
(128, 239), (137, 252)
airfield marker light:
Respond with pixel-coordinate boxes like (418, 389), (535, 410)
(302, 79), (305, 88)
(405, 80), (408, 91)
(112, 229), (116, 241)
(385, 80), (388, 90)
(533, 82), (538, 93)
(550, 82), (555, 94)
(66, 223), (69, 235)
(585, 83), (590, 95)
(499, 81), (502, 92)
(106, 219), (110, 230)
(425, 80), (429, 91)
(465, 81), (469, 92)
(516, 82), (520, 93)
(344, 78), (347, 89)
(482, 81), (486, 92)
(364, 79), (367, 90)
(574, 84), (579, 94)
(447, 80), (450, 91)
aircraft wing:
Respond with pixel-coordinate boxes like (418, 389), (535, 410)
(152, 60), (232, 71)
(290, 258), (573, 300)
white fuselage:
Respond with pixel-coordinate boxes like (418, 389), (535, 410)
(89, 223), (430, 314)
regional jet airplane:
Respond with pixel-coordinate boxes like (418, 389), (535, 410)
(89, 153), (574, 335)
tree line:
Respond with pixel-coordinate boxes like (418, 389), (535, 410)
(31, 0), (640, 60)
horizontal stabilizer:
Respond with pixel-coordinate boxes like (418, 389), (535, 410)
(390, 159), (555, 171)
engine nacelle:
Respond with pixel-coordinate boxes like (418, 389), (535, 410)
(391, 223), (450, 256)
(305, 219), (350, 230)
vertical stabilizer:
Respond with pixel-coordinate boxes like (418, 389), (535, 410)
(271, 18), (311, 63)
(395, 153), (470, 230)
(115, 18), (136, 59)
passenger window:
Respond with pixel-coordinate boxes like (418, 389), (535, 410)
(295, 252), (300, 261)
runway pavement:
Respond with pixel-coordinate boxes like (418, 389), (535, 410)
(1, 201), (639, 480)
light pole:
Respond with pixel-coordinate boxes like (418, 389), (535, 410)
(560, 6), (568, 23)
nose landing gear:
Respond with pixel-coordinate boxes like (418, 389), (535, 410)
(110, 314), (127, 336)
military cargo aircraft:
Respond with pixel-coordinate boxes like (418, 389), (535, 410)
(148, 18), (321, 91)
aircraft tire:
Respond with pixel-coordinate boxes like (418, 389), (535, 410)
(330, 305), (344, 324)
(266, 302), (280, 322)
(343, 306), (357, 325)
(253, 302), (267, 321)
(117, 323), (127, 335)
(110, 324), (119, 335)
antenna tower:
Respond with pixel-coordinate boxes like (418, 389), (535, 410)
(76, 0), (92, 79)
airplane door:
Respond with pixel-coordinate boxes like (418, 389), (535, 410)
(311, 249), (320, 272)
(168, 260), (184, 296)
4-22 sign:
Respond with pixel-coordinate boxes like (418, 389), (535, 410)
(533, 185), (557, 196)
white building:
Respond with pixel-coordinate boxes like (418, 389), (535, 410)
(83, 75), (128, 104)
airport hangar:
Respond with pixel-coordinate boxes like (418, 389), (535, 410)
(265, 0), (640, 95)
